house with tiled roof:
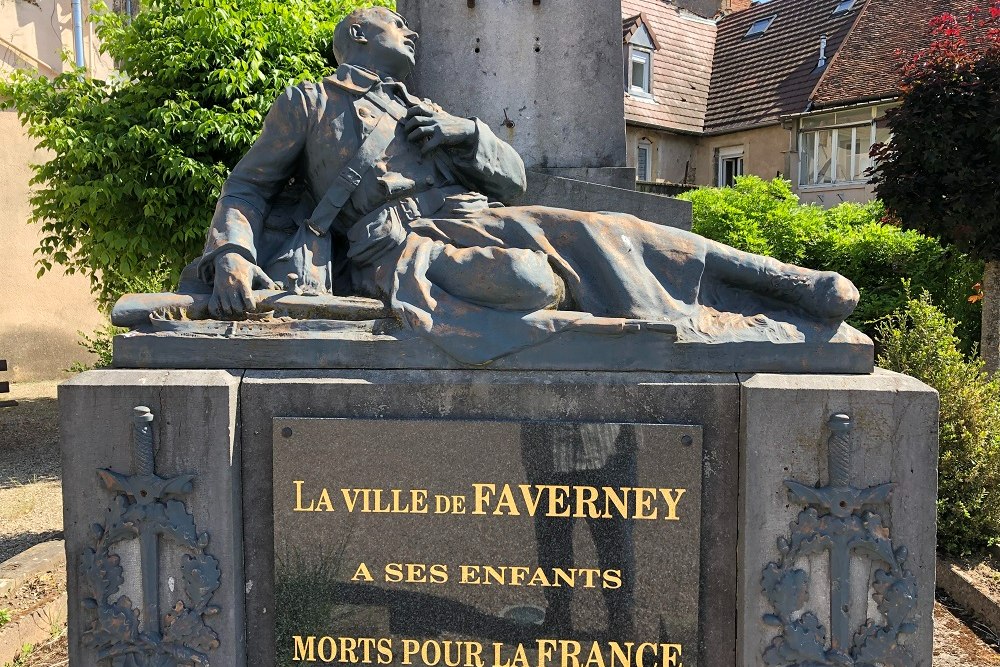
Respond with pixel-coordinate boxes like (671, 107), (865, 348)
(621, 0), (717, 184)
(623, 0), (974, 205)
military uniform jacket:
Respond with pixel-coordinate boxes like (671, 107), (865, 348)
(195, 65), (817, 366)
(198, 63), (528, 285)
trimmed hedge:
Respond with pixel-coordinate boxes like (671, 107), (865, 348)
(878, 292), (1000, 556)
(678, 176), (983, 347)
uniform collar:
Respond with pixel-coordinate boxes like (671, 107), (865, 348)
(328, 63), (383, 94)
(328, 63), (424, 109)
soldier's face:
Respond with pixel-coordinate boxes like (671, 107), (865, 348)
(363, 11), (419, 78)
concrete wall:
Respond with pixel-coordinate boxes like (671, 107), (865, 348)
(0, 111), (103, 381)
(0, 0), (114, 79)
(1, 1), (111, 380)
(694, 124), (791, 187)
(397, 0), (627, 170)
(627, 125), (699, 184)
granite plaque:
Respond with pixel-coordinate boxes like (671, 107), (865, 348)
(272, 419), (702, 667)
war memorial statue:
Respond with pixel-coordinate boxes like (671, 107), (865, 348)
(113, 6), (865, 368)
(61, 6), (938, 667)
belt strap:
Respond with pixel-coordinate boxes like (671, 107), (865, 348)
(304, 91), (406, 237)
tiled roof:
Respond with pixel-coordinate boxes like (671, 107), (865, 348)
(704, 0), (861, 133)
(810, 0), (981, 109)
(622, 0), (717, 134)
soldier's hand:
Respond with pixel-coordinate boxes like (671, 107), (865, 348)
(209, 252), (277, 320)
(404, 103), (477, 154)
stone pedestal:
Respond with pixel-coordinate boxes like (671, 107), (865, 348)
(59, 368), (936, 667)
(59, 370), (244, 667)
(738, 372), (938, 666)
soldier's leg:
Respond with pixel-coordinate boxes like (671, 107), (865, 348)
(702, 241), (858, 321)
(425, 245), (565, 311)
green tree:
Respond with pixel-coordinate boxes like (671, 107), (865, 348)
(1, 0), (392, 308)
(870, 5), (1000, 370)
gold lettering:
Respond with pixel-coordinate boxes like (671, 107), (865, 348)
(315, 487), (334, 512)
(493, 485), (521, 516)
(472, 484), (495, 515)
(317, 636), (336, 662)
(341, 637), (359, 663)
(562, 640), (582, 667)
(527, 567), (551, 587)
(412, 489), (429, 513)
(467, 641), (485, 667)
(538, 640), (557, 667)
(430, 563), (449, 584)
(659, 489), (686, 521)
(293, 481), (315, 512)
(341, 488), (363, 512)
(584, 642), (606, 667)
(352, 562), (374, 582)
(575, 485), (601, 519)
(603, 486), (629, 519)
(293, 635), (315, 661)
(547, 485), (572, 517)
(634, 489), (657, 520)
(609, 642), (635, 667)
(493, 642), (509, 667)
(637, 643), (657, 667)
(377, 638), (393, 664)
(385, 563), (403, 583)
(518, 484), (546, 516)
(402, 639), (420, 665)
(552, 568), (575, 588)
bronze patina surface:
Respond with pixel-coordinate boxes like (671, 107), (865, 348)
(114, 7), (868, 370)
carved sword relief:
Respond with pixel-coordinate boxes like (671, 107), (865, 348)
(761, 414), (919, 667)
(80, 406), (221, 666)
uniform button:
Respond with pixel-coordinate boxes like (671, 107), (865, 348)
(425, 176), (435, 186)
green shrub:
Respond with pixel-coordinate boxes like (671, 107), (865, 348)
(679, 176), (983, 346)
(877, 291), (1000, 556)
(2, 0), (393, 309)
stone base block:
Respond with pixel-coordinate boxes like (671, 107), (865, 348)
(59, 370), (243, 667)
(58, 368), (936, 667)
(739, 370), (938, 666)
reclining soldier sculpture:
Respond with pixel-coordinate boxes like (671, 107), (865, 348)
(144, 7), (860, 365)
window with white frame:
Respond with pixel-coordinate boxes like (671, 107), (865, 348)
(745, 15), (776, 38)
(798, 104), (896, 186)
(625, 23), (656, 97)
(637, 140), (653, 181)
(717, 146), (744, 187)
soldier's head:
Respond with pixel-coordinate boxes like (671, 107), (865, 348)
(333, 7), (419, 79)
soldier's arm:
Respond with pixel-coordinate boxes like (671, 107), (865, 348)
(448, 119), (528, 203)
(404, 104), (527, 202)
(197, 85), (313, 282)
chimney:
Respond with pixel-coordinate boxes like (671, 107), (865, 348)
(818, 34), (828, 68)
(724, 0), (753, 13)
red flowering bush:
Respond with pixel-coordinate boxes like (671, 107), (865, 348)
(871, 4), (1000, 260)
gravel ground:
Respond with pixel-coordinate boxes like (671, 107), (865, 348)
(3, 380), (1000, 665)
(0, 380), (63, 563)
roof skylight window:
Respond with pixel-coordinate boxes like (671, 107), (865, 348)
(745, 15), (776, 38)
(833, 0), (855, 13)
